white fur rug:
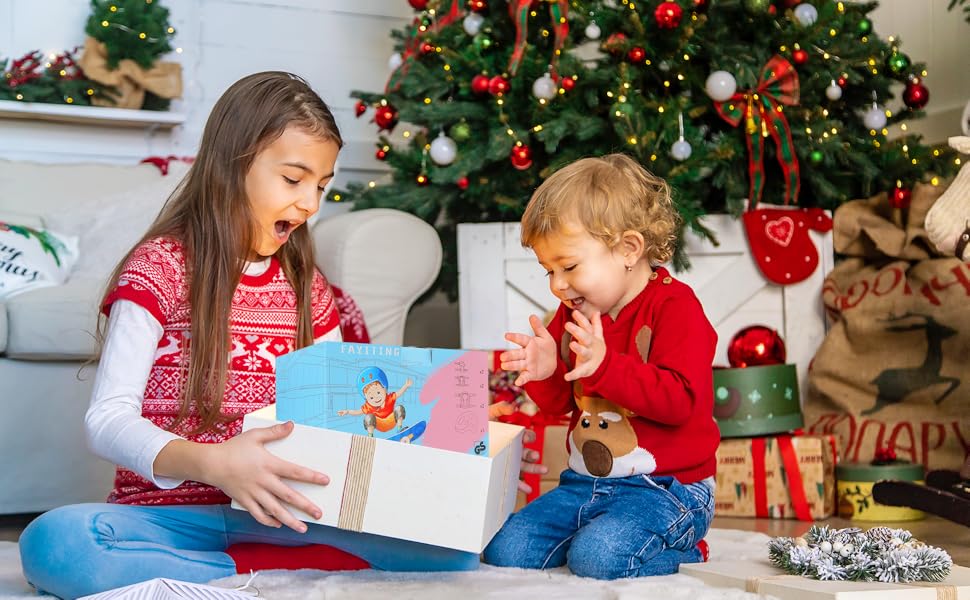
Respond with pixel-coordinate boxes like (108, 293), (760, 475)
(0, 529), (769, 599)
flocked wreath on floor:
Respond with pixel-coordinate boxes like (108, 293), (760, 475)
(768, 525), (952, 583)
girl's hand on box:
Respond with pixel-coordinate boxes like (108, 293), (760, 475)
(488, 401), (549, 494)
(501, 314), (557, 386)
(205, 421), (330, 533)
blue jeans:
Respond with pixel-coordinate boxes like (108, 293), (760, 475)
(19, 503), (479, 599)
(483, 470), (715, 579)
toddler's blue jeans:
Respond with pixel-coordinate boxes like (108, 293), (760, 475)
(483, 469), (715, 579)
(19, 503), (479, 599)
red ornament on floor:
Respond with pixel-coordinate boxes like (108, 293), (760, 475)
(654, 1), (684, 28)
(510, 144), (533, 170)
(471, 74), (490, 95)
(728, 326), (787, 368)
(890, 185), (912, 209)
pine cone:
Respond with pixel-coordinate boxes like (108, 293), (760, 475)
(867, 527), (895, 543)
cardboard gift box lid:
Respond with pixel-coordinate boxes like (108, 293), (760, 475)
(681, 558), (970, 599)
(233, 405), (524, 554)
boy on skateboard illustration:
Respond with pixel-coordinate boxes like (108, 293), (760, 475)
(338, 366), (412, 437)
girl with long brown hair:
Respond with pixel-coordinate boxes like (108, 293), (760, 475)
(19, 72), (479, 599)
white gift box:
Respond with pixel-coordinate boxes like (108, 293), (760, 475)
(232, 405), (524, 553)
(681, 558), (970, 599)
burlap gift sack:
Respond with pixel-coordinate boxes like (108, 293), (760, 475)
(805, 183), (970, 471)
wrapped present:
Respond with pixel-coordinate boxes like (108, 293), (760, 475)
(715, 434), (837, 520)
(714, 363), (804, 438)
(681, 559), (970, 599)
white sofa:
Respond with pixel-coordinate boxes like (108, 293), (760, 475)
(0, 159), (442, 515)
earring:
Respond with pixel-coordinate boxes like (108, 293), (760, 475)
(625, 265), (633, 272)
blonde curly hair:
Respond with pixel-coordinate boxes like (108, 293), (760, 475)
(520, 154), (680, 264)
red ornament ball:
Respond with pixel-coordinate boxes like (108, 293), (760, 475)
(792, 49), (809, 65)
(467, 0), (487, 12)
(561, 76), (576, 91)
(457, 176), (469, 190)
(603, 32), (628, 55)
(374, 105), (399, 131)
(416, 173), (430, 186)
(375, 148), (388, 161)
(420, 41), (435, 55)
(903, 79), (929, 110)
(890, 186), (912, 209)
(354, 100), (367, 118)
(627, 46), (647, 64)
(488, 75), (510, 96)
(727, 326), (786, 368)
(780, 0), (801, 7)
(692, 0), (709, 12)
(837, 75), (847, 87)
(654, 1), (684, 29)
(471, 74), (490, 95)
(510, 144), (533, 170)
(408, 0), (429, 9)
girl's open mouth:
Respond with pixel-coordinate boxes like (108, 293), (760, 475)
(274, 220), (295, 241)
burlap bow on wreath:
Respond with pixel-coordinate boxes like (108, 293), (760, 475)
(78, 36), (182, 110)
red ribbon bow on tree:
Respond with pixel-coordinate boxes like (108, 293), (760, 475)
(385, 0), (464, 93)
(507, 0), (570, 76)
(714, 55), (801, 207)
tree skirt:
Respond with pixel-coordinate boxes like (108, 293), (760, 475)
(0, 529), (769, 599)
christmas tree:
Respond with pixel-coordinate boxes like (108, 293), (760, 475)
(333, 0), (960, 298)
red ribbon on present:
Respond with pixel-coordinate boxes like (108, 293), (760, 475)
(385, 0), (464, 93)
(714, 55), (801, 207)
(507, 0), (570, 76)
(751, 434), (812, 521)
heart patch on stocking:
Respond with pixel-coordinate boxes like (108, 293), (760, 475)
(743, 207), (833, 285)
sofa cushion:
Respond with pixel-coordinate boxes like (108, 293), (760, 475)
(4, 276), (102, 359)
(0, 222), (79, 300)
(0, 159), (164, 222)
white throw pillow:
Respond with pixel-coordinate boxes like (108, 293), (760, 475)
(0, 222), (79, 299)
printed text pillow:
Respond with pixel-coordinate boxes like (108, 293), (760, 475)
(0, 222), (79, 299)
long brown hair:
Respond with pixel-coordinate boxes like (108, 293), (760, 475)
(97, 72), (343, 434)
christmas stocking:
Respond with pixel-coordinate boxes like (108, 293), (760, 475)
(743, 208), (832, 285)
(742, 207), (833, 285)
(925, 136), (970, 261)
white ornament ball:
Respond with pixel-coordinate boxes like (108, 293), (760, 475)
(532, 74), (558, 100)
(705, 70), (737, 102)
(585, 22), (602, 40)
(388, 52), (403, 71)
(430, 133), (458, 166)
(832, 541), (844, 552)
(820, 541), (833, 553)
(843, 544), (854, 554)
(863, 105), (888, 130)
(839, 547), (851, 557)
(671, 139), (693, 161)
(825, 81), (843, 101)
(793, 3), (818, 27)
(463, 13), (485, 36)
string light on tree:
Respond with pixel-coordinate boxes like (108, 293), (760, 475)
(670, 112), (692, 161)
(793, 3), (818, 26)
(463, 12), (484, 35)
(430, 131), (458, 165)
(705, 70), (737, 102)
(825, 79), (843, 100)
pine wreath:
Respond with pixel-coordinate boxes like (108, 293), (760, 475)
(768, 525), (952, 583)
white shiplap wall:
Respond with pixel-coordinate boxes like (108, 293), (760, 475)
(0, 0), (411, 190)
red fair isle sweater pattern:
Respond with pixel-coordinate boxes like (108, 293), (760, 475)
(103, 237), (340, 505)
(524, 267), (720, 484)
